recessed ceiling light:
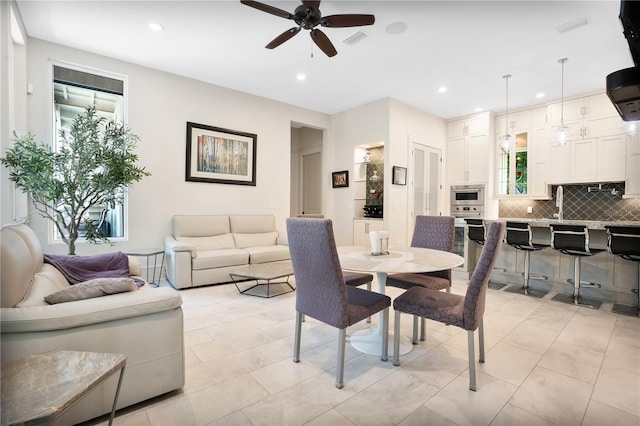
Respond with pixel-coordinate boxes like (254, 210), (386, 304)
(385, 21), (408, 35)
(475, 107), (483, 112)
(535, 92), (545, 99)
(148, 23), (165, 32)
(296, 73), (306, 81)
(438, 86), (447, 94)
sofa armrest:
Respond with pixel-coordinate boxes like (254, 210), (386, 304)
(165, 236), (196, 257)
(277, 235), (288, 246)
(127, 256), (141, 277)
(0, 287), (182, 333)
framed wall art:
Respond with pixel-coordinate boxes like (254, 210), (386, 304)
(185, 122), (257, 185)
(332, 170), (349, 188)
(392, 166), (407, 185)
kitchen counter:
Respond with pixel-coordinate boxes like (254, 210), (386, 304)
(491, 218), (640, 230)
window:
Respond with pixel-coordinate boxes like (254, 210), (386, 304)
(497, 132), (528, 196)
(52, 63), (128, 240)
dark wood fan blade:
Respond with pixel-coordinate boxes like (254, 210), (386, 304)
(310, 29), (337, 57)
(266, 27), (301, 49)
(322, 14), (375, 27)
(241, 0), (293, 19)
(302, 1), (321, 10)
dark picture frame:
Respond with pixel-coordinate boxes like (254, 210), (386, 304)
(392, 166), (407, 185)
(332, 170), (349, 188)
(186, 122), (257, 185)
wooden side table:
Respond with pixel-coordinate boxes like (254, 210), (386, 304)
(1, 350), (127, 425)
(125, 248), (165, 287)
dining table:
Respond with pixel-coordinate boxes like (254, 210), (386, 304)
(338, 245), (465, 357)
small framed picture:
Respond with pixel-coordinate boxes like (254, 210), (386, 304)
(332, 170), (349, 188)
(392, 166), (407, 185)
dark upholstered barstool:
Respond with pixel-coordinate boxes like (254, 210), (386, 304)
(605, 226), (640, 317)
(550, 224), (604, 309)
(466, 219), (507, 290)
(504, 221), (549, 298)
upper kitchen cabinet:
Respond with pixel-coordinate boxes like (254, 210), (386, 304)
(625, 135), (640, 198)
(548, 93), (624, 139)
(447, 112), (492, 185)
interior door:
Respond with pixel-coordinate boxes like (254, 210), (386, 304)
(301, 151), (322, 215)
(409, 142), (442, 240)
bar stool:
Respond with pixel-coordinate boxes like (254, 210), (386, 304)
(605, 226), (640, 317)
(550, 224), (604, 309)
(465, 219), (507, 290)
(504, 221), (549, 298)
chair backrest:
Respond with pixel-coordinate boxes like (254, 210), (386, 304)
(550, 224), (589, 255)
(466, 219), (486, 245)
(463, 221), (505, 331)
(506, 221), (533, 248)
(286, 218), (349, 329)
(411, 215), (455, 280)
(606, 226), (640, 261)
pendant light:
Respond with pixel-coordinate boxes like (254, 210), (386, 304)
(499, 74), (514, 153)
(553, 58), (573, 145)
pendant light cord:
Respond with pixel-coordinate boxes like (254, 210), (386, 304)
(559, 58), (568, 128)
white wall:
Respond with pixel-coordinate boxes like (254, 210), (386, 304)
(18, 38), (331, 254)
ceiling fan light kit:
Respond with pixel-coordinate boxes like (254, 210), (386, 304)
(240, 0), (375, 57)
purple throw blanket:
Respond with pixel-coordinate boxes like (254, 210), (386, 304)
(44, 252), (144, 287)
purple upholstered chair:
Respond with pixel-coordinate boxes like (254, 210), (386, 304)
(392, 221), (505, 391)
(286, 218), (391, 389)
(386, 215), (455, 342)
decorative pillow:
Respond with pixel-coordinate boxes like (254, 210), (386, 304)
(44, 277), (138, 305)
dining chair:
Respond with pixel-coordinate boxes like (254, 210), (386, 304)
(386, 215), (455, 342)
(392, 221), (505, 391)
(286, 218), (391, 389)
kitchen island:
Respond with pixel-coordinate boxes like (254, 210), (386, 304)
(468, 218), (640, 308)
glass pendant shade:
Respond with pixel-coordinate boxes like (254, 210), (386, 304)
(500, 133), (514, 152)
(554, 58), (571, 146)
(500, 74), (513, 153)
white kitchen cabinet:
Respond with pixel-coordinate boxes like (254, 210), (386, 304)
(571, 138), (598, 182)
(495, 110), (531, 136)
(549, 143), (571, 183)
(353, 219), (383, 246)
(447, 112), (492, 185)
(548, 93), (623, 139)
(549, 135), (625, 184)
(596, 135), (626, 182)
(625, 135), (640, 198)
(528, 126), (551, 197)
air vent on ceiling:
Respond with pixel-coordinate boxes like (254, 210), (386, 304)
(555, 16), (590, 34)
(343, 31), (368, 46)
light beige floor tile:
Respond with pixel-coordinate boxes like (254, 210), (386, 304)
(509, 366), (593, 426)
(591, 363), (640, 417)
(482, 309), (525, 335)
(610, 321), (640, 349)
(336, 370), (440, 426)
(241, 373), (356, 426)
(111, 410), (151, 426)
(555, 319), (614, 354)
(538, 340), (604, 384)
(424, 372), (517, 426)
(398, 405), (458, 426)
(442, 326), (505, 355)
(328, 353), (396, 393)
(501, 322), (560, 354)
(614, 314), (640, 333)
(191, 329), (275, 361)
(250, 356), (325, 394)
(184, 328), (213, 348)
(184, 347), (201, 368)
(582, 400), (640, 426)
(207, 410), (253, 426)
(489, 403), (554, 426)
(305, 409), (355, 426)
(480, 341), (542, 386)
(602, 338), (640, 375)
(401, 344), (470, 389)
(521, 302), (577, 332)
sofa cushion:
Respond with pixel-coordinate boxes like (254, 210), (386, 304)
(15, 265), (69, 308)
(173, 215), (230, 237)
(192, 249), (248, 270)
(246, 246), (291, 264)
(233, 232), (278, 249)
(45, 278), (138, 305)
(176, 233), (235, 251)
(229, 214), (276, 234)
(1, 225), (46, 308)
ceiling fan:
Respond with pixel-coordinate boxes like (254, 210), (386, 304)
(240, 0), (375, 57)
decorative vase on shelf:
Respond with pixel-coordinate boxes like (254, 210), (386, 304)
(363, 150), (371, 163)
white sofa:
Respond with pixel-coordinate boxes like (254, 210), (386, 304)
(0, 223), (185, 425)
(164, 214), (290, 289)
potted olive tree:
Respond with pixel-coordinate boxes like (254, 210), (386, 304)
(1, 107), (150, 254)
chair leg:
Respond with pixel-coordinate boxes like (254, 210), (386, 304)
(412, 315), (419, 344)
(381, 308), (389, 362)
(293, 311), (302, 363)
(420, 317), (426, 341)
(478, 319), (485, 363)
(467, 330), (477, 391)
(393, 310), (401, 366)
(336, 328), (346, 389)
(367, 281), (372, 323)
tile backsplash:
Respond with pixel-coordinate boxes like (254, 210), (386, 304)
(499, 183), (640, 221)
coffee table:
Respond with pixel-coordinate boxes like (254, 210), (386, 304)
(230, 262), (295, 298)
(1, 350), (127, 426)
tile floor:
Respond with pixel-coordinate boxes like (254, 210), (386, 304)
(93, 278), (639, 426)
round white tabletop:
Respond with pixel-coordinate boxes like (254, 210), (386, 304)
(338, 246), (464, 357)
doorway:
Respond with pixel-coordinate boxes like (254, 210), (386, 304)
(290, 126), (323, 217)
(408, 142), (442, 240)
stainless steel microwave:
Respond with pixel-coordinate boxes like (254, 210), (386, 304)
(450, 184), (485, 206)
